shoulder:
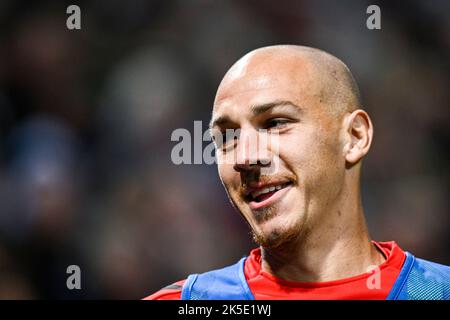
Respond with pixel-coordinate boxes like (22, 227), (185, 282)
(413, 256), (450, 280)
(143, 279), (186, 300)
(393, 254), (450, 300)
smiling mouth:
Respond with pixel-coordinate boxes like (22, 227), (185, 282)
(247, 182), (292, 202)
(244, 182), (293, 210)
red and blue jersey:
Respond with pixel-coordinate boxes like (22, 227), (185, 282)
(145, 241), (407, 300)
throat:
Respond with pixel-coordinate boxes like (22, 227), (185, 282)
(260, 234), (381, 283)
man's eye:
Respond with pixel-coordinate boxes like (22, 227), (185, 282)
(265, 118), (290, 129)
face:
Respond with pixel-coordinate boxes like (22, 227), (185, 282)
(211, 54), (348, 248)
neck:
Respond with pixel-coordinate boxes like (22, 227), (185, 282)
(260, 196), (385, 283)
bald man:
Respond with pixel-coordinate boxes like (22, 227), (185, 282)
(146, 45), (450, 300)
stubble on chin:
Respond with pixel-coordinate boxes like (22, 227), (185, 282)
(252, 204), (278, 224)
(251, 206), (302, 249)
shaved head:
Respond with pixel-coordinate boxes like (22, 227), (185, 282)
(215, 45), (361, 118)
(212, 44), (373, 251)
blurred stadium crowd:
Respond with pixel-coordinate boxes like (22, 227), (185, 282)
(0, 0), (448, 299)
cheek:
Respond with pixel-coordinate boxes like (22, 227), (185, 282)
(277, 130), (319, 167)
(218, 163), (238, 190)
(278, 129), (343, 182)
(217, 163), (228, 185)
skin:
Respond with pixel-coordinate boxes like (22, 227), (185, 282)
(210, 45), (385, 283)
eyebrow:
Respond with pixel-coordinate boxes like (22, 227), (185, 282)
(250, 100), (301, 116)
(209, 100), (301, 129)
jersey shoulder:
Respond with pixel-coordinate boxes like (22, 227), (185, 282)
(143, 279), (186, 300)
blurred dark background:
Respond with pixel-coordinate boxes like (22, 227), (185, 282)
(0, 0), (448, 299)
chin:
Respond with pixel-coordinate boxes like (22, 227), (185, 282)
(252, 229), (285, 249)
(251, 215), (302, 249)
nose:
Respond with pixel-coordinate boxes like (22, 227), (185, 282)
(233, 128), (271, 173)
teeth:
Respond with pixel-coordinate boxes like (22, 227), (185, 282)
(250, 183), (287, 198)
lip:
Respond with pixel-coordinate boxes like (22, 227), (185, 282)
(244, 181), (291, 196)
(248, 183), (292, 210)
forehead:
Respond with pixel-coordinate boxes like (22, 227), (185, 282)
(213, 54), (320, 118)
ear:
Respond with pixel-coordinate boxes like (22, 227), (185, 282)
(343, 109), (373, 165)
